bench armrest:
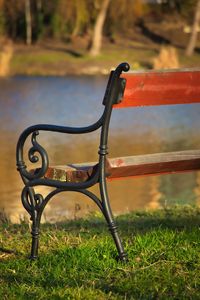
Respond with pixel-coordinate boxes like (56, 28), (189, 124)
(16, 62), (130, 186)
(16, 118), (103, 183)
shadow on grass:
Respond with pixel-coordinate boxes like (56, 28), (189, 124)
(1, 207), (200, 261)
(137, 21), (170, 45)
(0, 247), (20, 255)
(2, 206), (200, 242)
(38, 206), (200, 237)
(43, 44), (83, 57)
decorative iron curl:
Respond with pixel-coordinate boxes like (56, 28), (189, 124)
(17, 130), (49, 181)
(25, 187), (104, 223)
(22, 186), (44, 218)
(29, 131), (41, 163)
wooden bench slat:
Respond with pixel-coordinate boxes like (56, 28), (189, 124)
(107, 150), (200, 180)
(40, 162), (97, 183)
(34, 150), (200, 183)
(114, 70), (200, 108)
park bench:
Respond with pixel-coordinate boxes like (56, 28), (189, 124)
(16, 63), (200, 262)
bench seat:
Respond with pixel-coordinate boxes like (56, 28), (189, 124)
(33, 150), (200, 183)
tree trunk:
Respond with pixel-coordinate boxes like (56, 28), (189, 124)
(89, 0), (110, 57)
(185, 0), (200, 56)
(0, 0), (4, 35)
(72, 0), (87, 37)
(25, 0), (32, 45)
(36, 0), (44, 39)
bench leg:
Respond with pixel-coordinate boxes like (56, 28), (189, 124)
(30, 214), (41, 259)
(21, 187), (42, 259)
(108, 219), (128, 262)
(100, 180), (128, 262)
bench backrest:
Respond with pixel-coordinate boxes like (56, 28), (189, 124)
(100, 64), (200, 181)
(114, 69), (200, 108)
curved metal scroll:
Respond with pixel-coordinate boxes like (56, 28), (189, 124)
(22, 186), (103, 223)
(16, 115), (104, 184)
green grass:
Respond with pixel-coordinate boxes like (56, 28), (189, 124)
(1, 206), (200, 299)
(10, 38), (200, 77)
(10, 42), (157, 76)
(11, 46), (200, 77)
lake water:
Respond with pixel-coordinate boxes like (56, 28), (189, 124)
(1, 75), (200, 223)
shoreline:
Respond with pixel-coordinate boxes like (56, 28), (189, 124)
(0, 39), (199, 77)
(4, 42), (195, 77)
(1, 205), (199, 225)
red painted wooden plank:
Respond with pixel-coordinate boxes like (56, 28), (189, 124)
(106, 150), (200, 180)
(113, 70), (200, 108)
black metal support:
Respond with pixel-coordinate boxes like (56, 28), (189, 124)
(31, 220), (40, 259)
(21, 186), (43, 259)
(16, 62), (130, 261)
(98, 62), (129, 261)
(99, 156), (127, 261)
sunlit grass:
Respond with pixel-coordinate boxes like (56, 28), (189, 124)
(10, 42), (158, 76)
(10, 40), (200, 77)
(179, 48), (200, 68)
(0, 206), (200, 299)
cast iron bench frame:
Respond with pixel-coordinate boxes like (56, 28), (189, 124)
(16, 63), (200, 262)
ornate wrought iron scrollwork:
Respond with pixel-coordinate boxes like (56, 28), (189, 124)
(17, 130), (49, 182)
(28, 131), (49, 179)
(28, 131), (42, 163)
(21, 186), (44, 218)
(21, 186), (44, 259)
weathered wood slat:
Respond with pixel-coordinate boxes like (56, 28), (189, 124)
(35, 150), (200, 183)
(106, 150), (200, 180)
(113, 70), (200, 108)
(41, 162), (97, 183)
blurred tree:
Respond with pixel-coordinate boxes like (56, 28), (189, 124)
(160, 0), (197, 19)
(50, 0), (79, 39)
(133, 0), (146, 19)
(36, 0), (44, 40)
(25, 0), (32, 45)
(160, 0), (181, 12)
(0, 0), (197, 50)
(0, 0), (5, 36)
(72, 0), (89, 37)
(4, 1), (24, 40)
(107, 0), (148, 39)
(89, 0), (111, 56)
(185, 0), (200, 56)
(51, 0), (68, 39)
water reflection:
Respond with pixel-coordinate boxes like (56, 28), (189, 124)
(1, 75), (200, 222)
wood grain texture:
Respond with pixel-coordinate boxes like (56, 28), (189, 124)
(33, 150), (200, 182)
(113, 70), (200, 108)
(106, 150), (200, 180)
